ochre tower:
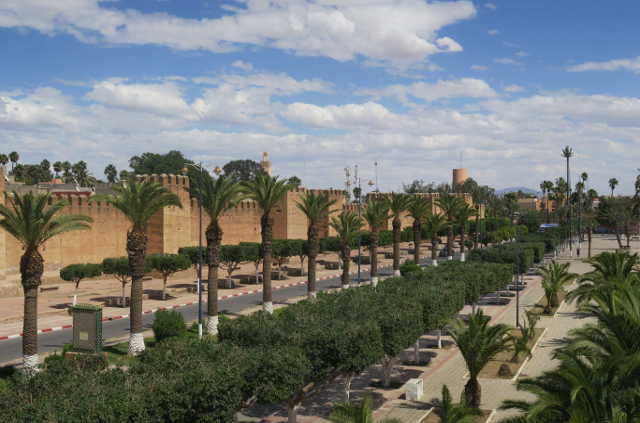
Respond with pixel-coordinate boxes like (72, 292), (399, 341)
(452, 168), (469, 187)
(260, 152), (272, 176)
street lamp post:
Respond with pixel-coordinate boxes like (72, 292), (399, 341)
(183, 163), (205, 339)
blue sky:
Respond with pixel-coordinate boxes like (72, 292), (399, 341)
(1, 0), (640, 194)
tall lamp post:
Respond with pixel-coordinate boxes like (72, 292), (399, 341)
(562, 146), (573, 256)
(183, 162), (205, 339)
(353, 165), (362, 284)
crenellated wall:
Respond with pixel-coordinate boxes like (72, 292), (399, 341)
(0, 171), (479, 298)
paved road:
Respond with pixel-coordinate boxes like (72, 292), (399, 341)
(1, 258), (448, 364)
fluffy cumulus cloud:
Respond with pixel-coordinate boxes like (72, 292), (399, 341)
(0, 0), (475, 68)
(3, 70), (640, 194)
(357, 78), (497, 103)
(568, 56), (640, 74)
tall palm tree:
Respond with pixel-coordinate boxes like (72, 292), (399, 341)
(52, 161), (62, 178)
(388, 193), (410, 277)
(542, 180), (554, 223)
(448, 309), (512, 408)
(96, 180), (182, 354)
(455, 202), (477, 262)
(0, 192), (92, 370)
(609, 177), (619, 198)
(437, 194), (463, 261)
(188, 172), (244, 334)
(562, 146), (573, 253)
(242, 173), (294, 313)
(8, 151), (19, 172)
(537, 260), (576, 314)
(0, 154), (8, 171)
(406, 196), (430, 265)
(363, 197), (389, 286)
(330, 211), (363, 289)
(297, 191), (336, 298)
(425, 212), (447, 266)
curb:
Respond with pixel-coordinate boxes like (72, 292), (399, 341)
(0, 268), (366, 342)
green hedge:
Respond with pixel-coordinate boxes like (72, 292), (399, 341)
(468, 243), (534, 273)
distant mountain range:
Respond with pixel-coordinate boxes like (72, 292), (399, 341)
(496, 187), (539, 196)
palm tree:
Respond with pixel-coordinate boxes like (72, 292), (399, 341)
(406, 196), (430, 264)
(363, 197), (389, 286)
(96, 180), (182, 354)
(424, 212), (447, 266)
(567, 251), (639, 307)
(387, 193), (410, 277)
(104, 164), (118, 183)
(242, 173), (294, 313)
(330, 211), (363, 289)
(455, 203), (477, 262)
(609, 177), (619, 198)
(188, 172), (244, 335)
(330, 396), (401, 423)
(437, 194), (463, 261)
(0, 192), (92, 370)
(448, 309), (512, 408)
(562, 146), (573, 252)
(8, 151), (19, 172)
(52, 161), (62, 178)
(435, 385), (480, 423)
(542, 180), (554, 223)
(537, 260), (576, 314)
(297, 191), (336, 298)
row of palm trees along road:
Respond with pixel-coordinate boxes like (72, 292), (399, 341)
(0, 170), (476, 371)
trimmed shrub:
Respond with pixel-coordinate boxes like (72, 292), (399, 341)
(60, 263), (103, 290)
(152, 309), (187, 342)
(399, 260), (421, 276)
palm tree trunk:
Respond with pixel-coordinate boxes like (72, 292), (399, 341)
(447, 224), (454, 260)
(308, 224), (319, 299)
(413, 221), (421, 264)
(370, 230), (379, 287)
(127, 228), (147, 355)
(21, 247), (43, 371)
(392, 217), (401, 276)
(588, 228), (592, 258)
(464, 377), (481, 408)
(207, 221), (222, 335)
(261, 214), (274, 314)
(161, 275), (168, 301)
(341, 245), (351, 288)
(431, 234), (438, 266)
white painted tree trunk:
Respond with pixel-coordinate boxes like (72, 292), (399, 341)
(22, 354), (39, 374)
(371, 276), (378, 287)
(393, 269), (401, 276)
(432, 259), (438, 267)
(128, 332), (146, 355)
(342, 284), (350, 290)
(207, 315), (219, 336)
(72, 294), (77, 306)
(263, 301), (274, 314)
(414, 340), (420, 363)
(308, 291), (317, 300)
(460, 252), (465, 262)
(345, 373), (354, 402)
(437, 330), (442, 349)
(288, 403), (299, 423)
(448, 255), (453, 261)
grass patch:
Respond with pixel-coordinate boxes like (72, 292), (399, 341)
(103, 337), (157, 366)
(478, 328), (545, 379)
(422, 409), (492, 422)
(529, 290), (567, 317)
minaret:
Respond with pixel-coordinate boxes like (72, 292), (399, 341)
(260, 152), (272, 176)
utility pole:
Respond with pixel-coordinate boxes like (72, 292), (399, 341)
(354, 165), (362, 284)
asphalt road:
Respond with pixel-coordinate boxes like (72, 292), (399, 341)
(1, 259), (447, 364)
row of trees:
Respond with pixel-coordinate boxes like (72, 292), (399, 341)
(0, 260), (514, 422)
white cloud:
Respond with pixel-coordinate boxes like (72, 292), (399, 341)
(484, 3), (497, 10)
(567, 56), (640, 74)
(515, 51), (529, 57)
(0, 0), (476, 68)
(231, 60), (253, 72)
(488, 29), (499, 36)
(357, 78), (497, 103)
(504, 84), (525, 93)
(283, 102), (401, 130)
(470, 65), (488, 71)
(494, 57), (523, 66)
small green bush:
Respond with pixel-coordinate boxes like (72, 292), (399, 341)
(399, 260), (422, 276)
(153, 310), (186, 342)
